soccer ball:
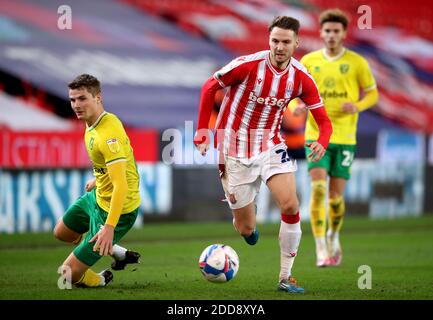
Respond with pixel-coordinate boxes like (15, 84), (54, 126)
(198, 244), (239, 283)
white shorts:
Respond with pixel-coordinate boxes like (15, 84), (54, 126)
(220, 143), (297, 210)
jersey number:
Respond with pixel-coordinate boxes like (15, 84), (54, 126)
(341, 150), (354, 167)
(276, 148), (291, 163)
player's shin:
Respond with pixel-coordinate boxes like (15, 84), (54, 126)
(279, 212), (301, 281)
(310, 180), (327, 260)
(328, 196), (345, 235)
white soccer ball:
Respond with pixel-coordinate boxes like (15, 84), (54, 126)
(198, 244), (239, 283)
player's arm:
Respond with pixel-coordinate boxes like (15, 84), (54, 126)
(299, 73), (333, 162)
(342, 57), (379, 113)
(342, 88), (378, 113)
(194, 58), (251, 155)
(89, 160), (127, 256)
(194, 77), (223, 155)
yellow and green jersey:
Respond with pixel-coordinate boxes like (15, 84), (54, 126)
(84, 112), (140, 214)
(301, 48), (376, 145)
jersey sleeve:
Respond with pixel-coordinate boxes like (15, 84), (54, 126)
(98, 126), (127, 166)
(213, 56), (252, 88)
(298, 71), (323, 109)
(357, 57), (377, 92)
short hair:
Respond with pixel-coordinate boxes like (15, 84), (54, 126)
(319, 9), (349, 30)
(268, 16), (300, 35)
(68, 74), (101, 96)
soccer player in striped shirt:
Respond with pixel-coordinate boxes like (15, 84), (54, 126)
(293, 9), (379, 267)
(194, 16), (333, 293)
(53, 74), (141, 287)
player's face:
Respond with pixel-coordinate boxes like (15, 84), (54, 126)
(269, 27), (299, 68)
(320, 22), (346, 51)
(69, 88), (101, 123)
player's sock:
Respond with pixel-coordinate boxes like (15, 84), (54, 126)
(75, 269), (105, 287)
(328, 196), (345, 234)
(112, 244), (127, 261)
(309, 180), (327, 238)
(327, 229), (340, 251)
(279, 212), (302, 281)
(315, 236), (328, 260)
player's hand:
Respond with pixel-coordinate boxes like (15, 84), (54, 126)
(306, 141), (325, 162)
(194, 129), (211, 156)
(195, 143), (209, 156)
(89, 224), (114, 256)
(85, 179), (96, 192)
(293, 104), (307, 117)
(341, 102), (358, 113)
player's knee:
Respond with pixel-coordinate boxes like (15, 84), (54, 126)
(53, 223), (74, 243)
(53, 224), (64, 241)
(280, 198), (299, 216)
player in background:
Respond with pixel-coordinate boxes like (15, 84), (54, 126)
(194, 16), (332, 293)
(53, 74), (141, 287)
(292, 9), (379, 267)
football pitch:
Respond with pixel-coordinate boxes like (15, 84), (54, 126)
(1, 215), (432, 300)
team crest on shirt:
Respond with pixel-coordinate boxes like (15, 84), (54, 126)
(106, 138), (120, 153)
(314, 66), (320, 73)
(340, 64), (349, 74)
(89, 137), (94, 150)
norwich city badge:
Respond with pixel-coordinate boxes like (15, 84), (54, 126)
(340, 64), (349, 74)
(106, 138), (120, 153)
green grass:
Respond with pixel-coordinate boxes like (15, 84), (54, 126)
(1, 216), (433, 300)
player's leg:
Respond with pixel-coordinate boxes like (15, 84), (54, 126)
(53, 219), (84, 244)
(305, 142), (332, 267)
(220, 157), (261, 245)
(326, 144), (355, 266)
(53, 192), (91, 244)
(327, 177), (347, 266)
(55, 189), (139, 271)
(232, 202), (259, 245)
(309, 168), (329, 267)
(61, 252), (112, 287)
(54, 216), (138, 270)
(266, 172), (304, 293)
(110, 209), (141, 270)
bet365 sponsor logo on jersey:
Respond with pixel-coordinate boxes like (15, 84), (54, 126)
(248, 92), (289, 107)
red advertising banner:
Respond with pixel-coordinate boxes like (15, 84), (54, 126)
(0, 127), (158, 168)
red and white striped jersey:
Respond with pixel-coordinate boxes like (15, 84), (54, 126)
(213, 50), (323, 158)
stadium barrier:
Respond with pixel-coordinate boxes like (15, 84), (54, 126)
(0, 159), (427, 233)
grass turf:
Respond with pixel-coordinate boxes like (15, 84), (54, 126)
(0, 215), (432, 300)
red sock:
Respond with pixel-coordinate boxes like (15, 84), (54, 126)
(281, 212), (300, 224)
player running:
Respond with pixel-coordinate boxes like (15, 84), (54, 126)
(194, 16), (333, 293)
(293, 9), (379, 267)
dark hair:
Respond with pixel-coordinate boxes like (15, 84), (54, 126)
(268, 16), (300, 35)
(319, 9), (349, 30)
(68, 74), (101, 96)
